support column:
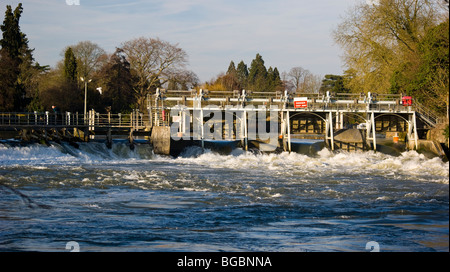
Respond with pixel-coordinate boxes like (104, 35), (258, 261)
(408, 112), (419, 150)
(243, 109), (248, 151)
(181, 109), (186, 136)
(326, 111), (334, 151)
(336, 110), (340, 129)
(366, 111), (376, 151)
(195, 90), (204, 149)
(371, 111), (376, 151)
(200, 106), (204, 149)
(280, 111), (286, 152)
(287, 110), (291, 153)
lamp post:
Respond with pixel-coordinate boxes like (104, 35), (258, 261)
(80, 77), (92, 122)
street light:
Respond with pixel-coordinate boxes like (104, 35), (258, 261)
(80, 77), (92, 121)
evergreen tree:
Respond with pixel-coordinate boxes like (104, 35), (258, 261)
(236, 60), (248, 89)
(97, 48), (135, 112)
(0, 50), (17, 111)
(63, 47), (78, 82)
(267, 67), (282, 91)
(227, 61), (236, 75)
(0, 4), (25, 59)
(247, 53), (268, 92)
(0, 3), (35, 111)
(320, 74), (350, 94)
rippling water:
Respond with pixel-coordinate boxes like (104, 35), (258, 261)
(0, 141), (448, 252)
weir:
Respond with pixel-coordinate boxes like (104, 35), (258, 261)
(148, 89), (443, 157)
(0, 90), (446, 158)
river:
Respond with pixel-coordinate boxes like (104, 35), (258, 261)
(0, 141), (448, 252)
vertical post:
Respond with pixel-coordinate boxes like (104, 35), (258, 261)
(280, 110), (286, 151)
(366, 113), (372, 150)
(325, 113), (329, 149)
(325, 112), (335, 150)
(329, 111), (334, 151)
(200, 106), (204, 149)
(287, 109), (291, 153)
(196, 90), (204, 149)
(239, 111), (244, 141)
(413, 111), (418, 150)
(84, 80), (87, 122)
(336, 110), (339, 129)
(131, 110), (134, 130)
(147, 93), (153, 128)
(371, 111), (376, 151)
(181, 108), (186, 137)
(407, 114), (413, 150)
(244, 109), (248, 151)
(155, 88), (160, 126)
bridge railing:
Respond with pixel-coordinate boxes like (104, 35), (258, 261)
(0, 111), (148, 130)
(412, 100), (440, 127)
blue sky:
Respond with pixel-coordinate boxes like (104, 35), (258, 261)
(1, 0), (359, 82)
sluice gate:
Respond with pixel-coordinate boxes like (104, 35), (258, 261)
(0, 90), (445, 157)
(148, 89), (441, 156)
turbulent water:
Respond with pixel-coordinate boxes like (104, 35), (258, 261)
(0, 140), (448, 252)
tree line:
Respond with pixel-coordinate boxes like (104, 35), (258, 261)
(0, 4), (196, 113)
(203, 54), (323, 94)
(1, 1), (448, 119)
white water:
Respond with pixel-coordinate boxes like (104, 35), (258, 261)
(1, 143), (448, 184)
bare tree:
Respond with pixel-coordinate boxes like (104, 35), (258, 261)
(303, 74), (322, 93)
(287, 67), (310, 92)
(121, 37), (188, 109)
(167, 70), (200, 90)
(281, 71), (295, 94)
(287, 66), (321, 93)
(69, 41), (107, 79)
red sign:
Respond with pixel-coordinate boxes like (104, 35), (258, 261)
(294, 97), (308, 108)
(402, 96), (412, 106)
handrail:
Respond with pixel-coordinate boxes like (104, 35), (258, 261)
(412, 100), (440, 127)
(0, 111), (149, 129)
(1, 94), (444, 129)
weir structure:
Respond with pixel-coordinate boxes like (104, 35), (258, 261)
(0, 89), (444, 157)
(147, 89), (442, 156)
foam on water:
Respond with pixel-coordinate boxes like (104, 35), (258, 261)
(173, 146), (449, 184)
(0, 141), (154, 166)
(1, 142), (448, 184)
